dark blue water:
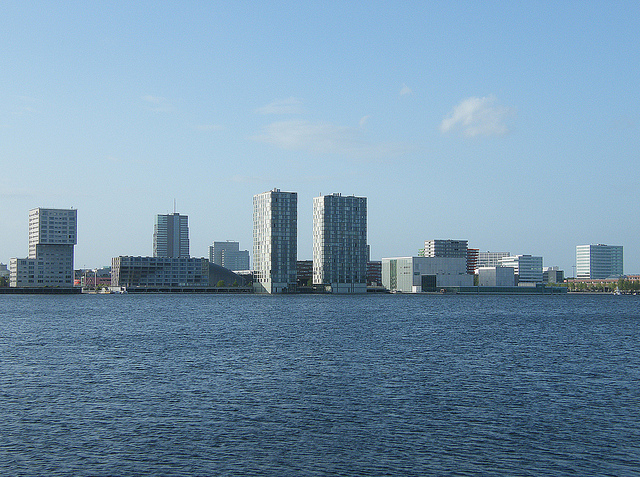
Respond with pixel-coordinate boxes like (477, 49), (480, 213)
(1, 294), (639, 476)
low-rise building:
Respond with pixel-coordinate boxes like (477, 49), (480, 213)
(382, 256), (473, 293)
(111, 256), (246, 289)
(477, 266), (515, 287)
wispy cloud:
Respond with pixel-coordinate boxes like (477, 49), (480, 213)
(256, 97), (304, 115)
(252, 119), (410, 159)
(400, 84), (413, 96)
(142, 95), (172, 112)
(440, 95), (512, 137)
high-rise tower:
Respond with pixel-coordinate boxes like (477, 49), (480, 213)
(313, 193), (368, 294)
(10, 208), (77, 287)
(153, 213), (189, 258)
(253, 189), (297, 293)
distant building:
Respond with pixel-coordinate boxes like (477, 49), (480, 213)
(296, 260), (313, 288)
(111, 256), (246, 288)
(367, 261), (382, 286)
(576, 244), (623, 279)
(420, 239), (468, 259)
(0, 263), (9, 279)
(209, 241), (250, 271)
(10, 208), (77, 287)
(79, 267), (112, 288)
(253, 189), (297, 293)
(382, 256), (473, 293)
(477, 266), (515, 287)
(153, 213), (189, 258)
(466, 248), (479, 275)
(477, 251), (511, 268)
(313, 193), (368, 294)
(543, 267), (565, 284)
(499, 255), (543, 283)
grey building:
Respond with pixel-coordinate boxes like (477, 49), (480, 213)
(10, 208), (77, 287)
(154, 213), (189, 258)
(111, 256), (246, 288)
(253, 189), (297, 293)
(382, 256), (473, 293)
(499, 255), (543, 283)
(576, 244), (623, 279)
(209, 241), (250, 271)
(477, 266), (515, 287)
(313, 193), (368, 294)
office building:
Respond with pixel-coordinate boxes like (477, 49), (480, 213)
(153, 213), (189, 258)
(10, 208), (77, 287)
(313, 193), (368, 294)
(477, 251), (511, 268)
(543, 266), (565, 284)
(253, 189), (297, 293)
(576, 244), (623, 279)
(382, 256), (473, 293)
(420, 239), (468, 259)
(209, 241), (250, 271)
(499, 254), (543, 283)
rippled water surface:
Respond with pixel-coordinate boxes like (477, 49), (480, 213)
(1, 294), (639, 476)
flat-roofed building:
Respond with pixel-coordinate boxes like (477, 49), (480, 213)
(253, 189), (297, 293)
(499, 254), (543, 283)
(382, 256), (473, 293)
(576, 244), (623, 279)
(477, 251), (511, 268)
(10, 208), (77, 287)
(209, 241), (250, 271)
(154, 213), (189, 258)
(313, 193), (368, 294)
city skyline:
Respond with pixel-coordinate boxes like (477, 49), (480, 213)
(1, 3), (638, 274)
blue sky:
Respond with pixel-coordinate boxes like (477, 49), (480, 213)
(1, 1), (638, 274)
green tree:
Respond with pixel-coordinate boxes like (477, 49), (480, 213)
(232, 280), (238, 287)
(216, 280), (225, 287)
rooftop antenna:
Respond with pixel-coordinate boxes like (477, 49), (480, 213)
(174, 198), (176, 214)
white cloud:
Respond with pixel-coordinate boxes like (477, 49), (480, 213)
(256, 97), (304, 115)
(440, 95), (511, 137)
(359, 115), (370, 127)
(142, 95), (172, 112)
(400, 84), (413, 96)
(252, 119), (409, 159)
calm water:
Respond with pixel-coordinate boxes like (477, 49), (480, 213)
(1, 294), (639, 476)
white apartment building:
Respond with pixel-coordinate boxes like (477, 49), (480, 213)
(209, 241), (250, 271)
(313, 193), (368, 294)
(576, 244), (623, 279)
(253, 189), (297, 293)
(10, 208), (77, 287)
(499, 254), (543, 283)
(153, 213), (189, 258)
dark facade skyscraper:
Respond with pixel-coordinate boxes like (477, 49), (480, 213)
(153, 213), (189, 258)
